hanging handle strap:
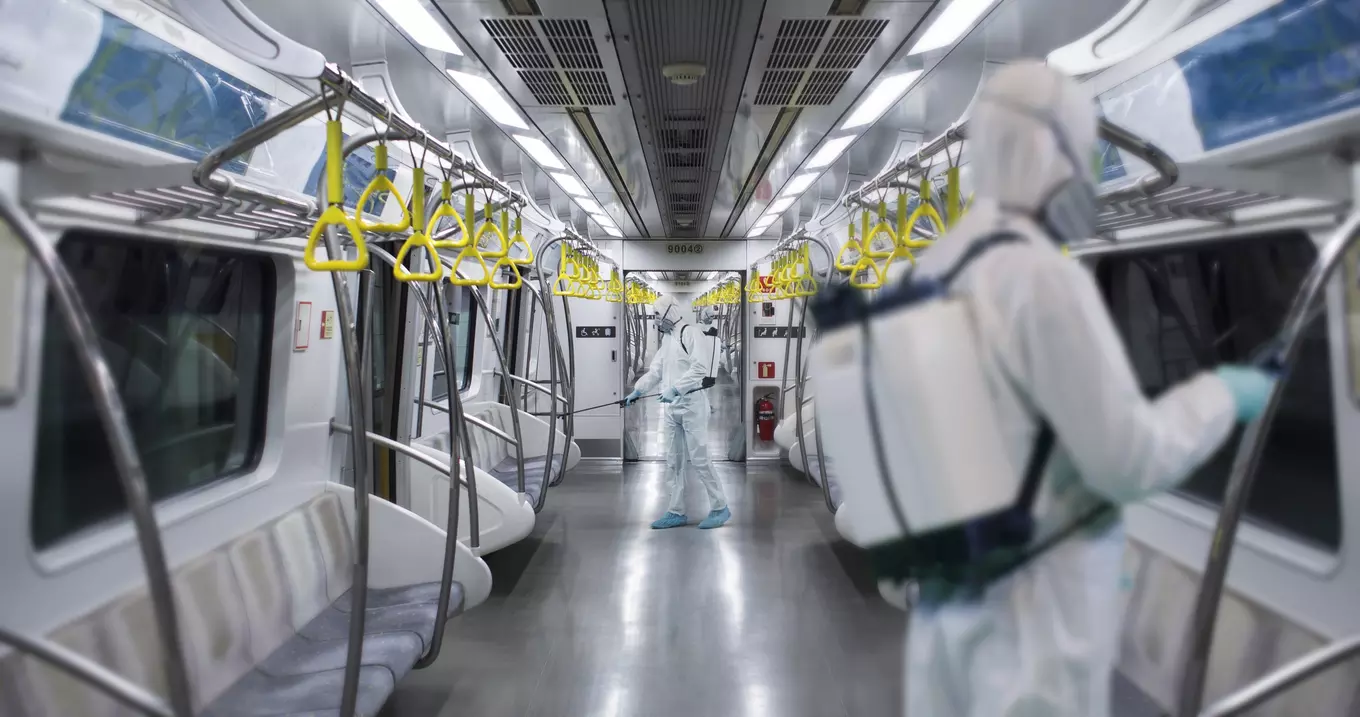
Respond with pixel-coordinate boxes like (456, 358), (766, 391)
(355, 144), (411, 232)
(305, 120), (368, 272)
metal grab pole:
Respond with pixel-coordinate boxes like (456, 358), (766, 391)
(0, 193), (194, 717)
(532, 239), (572, 503)
(1197, 634), (1360, 717)
(523, 283), (561, 511)
(0, 628), (172, 717)
(553, 295), (577, 487)
(466, 289), (526, 496)
(367, 244), (478, 549)
(1176, 209), (1360, 717)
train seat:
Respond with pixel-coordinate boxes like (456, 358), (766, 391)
(462, 402), (581, 506)
(0, 491), (464, 717)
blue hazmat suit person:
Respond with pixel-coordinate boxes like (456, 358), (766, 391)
(899, 61), (1276, 716)
(625, 295), (731, 530)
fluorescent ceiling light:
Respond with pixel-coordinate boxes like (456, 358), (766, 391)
(746, 222), (773, 238)
(807, 135), (857, 169)
(513, 135), (564, 170)
(578, 198), (604, 214)
(601, 225), (623, 237)
(552, 172), (588, 197)
(765, 197), (796, 217)
(780, 172), (819, 197)
(373, 0), (462, 55)
(446, 70), (528, 129)
(841, 71), (922, 130)
(909, 0), (1001, 55)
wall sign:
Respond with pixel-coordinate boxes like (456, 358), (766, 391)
(754, 326), (806, 339)
(576, 326), (617, 338)
(320, 310), (336, 340)
(666, 243), (704, 255)
(757, 362), (776, 379)
(294, 301), (313, 351)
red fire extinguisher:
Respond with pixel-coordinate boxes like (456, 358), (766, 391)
(755, 395), (776, 442)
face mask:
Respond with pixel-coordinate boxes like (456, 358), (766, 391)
(655, 305), (678, 334)
(984, 93), (1098, 244)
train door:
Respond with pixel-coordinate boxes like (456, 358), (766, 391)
(560, 289), (623, 457)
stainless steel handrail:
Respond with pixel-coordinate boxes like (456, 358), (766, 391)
(368, 245), (477, 557)
(329, 421), (474, 489)
(193, 69), (523, 210)
(311, 172), (373, 717)
(0, 191), (195, 717)
(1176, 208), (1360, 716)
(843, 118), (1178, 209)
(531, 239), (578, 492)
(463, 288), (527, 498)
(369, 242), (478, 669)
(1198, 634), (1360, 717)
(460, 411), (520, 446)
(787, 243), (837, 510)
(0, 627), (172, 717)
(497, 371), (569, 404)
(553, 292), (577, 487)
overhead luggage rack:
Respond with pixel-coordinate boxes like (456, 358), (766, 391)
(1096, 184), (1284, 233)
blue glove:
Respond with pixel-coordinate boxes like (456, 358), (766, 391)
(658, 387), (681, 404)
(1215, 365), (1277, 422)
(623, 390), (643, 406)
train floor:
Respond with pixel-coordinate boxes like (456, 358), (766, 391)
(384, 460), (905, 717)
(382, 459), (1167, 717)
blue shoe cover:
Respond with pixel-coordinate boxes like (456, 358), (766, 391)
(651, 512), (688, 529)
(698, 507), (731, 530)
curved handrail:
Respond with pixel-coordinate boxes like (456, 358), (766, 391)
(463, 288), (527, 497)
(531, 241), (577, 492)
(497, 371), (569, 405)
(329, 421), (477, 489)
(461, 411), (519, 446)
(1176, 208), (1360, 716)
(1197, 634), (1360, 717)
(0, 192), (195, 717)
(364, 242), (469, 670)
(552, 293), (577, 487)
(0, 627), (172, 717)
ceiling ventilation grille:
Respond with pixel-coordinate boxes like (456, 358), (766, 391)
(540, 19), (604, 69)
(753, 17), (887, 107)
(767, 19), (830, 69)
(817, 18), (887, 69)
(483, 19), (552, 69)
(480, 18), (615, 106)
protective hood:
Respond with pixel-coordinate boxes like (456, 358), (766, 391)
(653, 295), (686, 334)
(971, 61), (1097, 216)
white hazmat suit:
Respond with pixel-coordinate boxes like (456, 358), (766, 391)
(631, 296), (729, 526)
(901, 62), (1246, 716)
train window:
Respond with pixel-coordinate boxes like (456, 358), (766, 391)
(1094, 232), (1340, 550)
(430, 287), (477, 401)
(30, 232), (274, 549)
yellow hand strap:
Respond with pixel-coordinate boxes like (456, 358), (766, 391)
(428, 181), (469, 248)
(489, 256), (523, 289)
(945, 166), (963, 228)
(306, 120), (369, 272)
(450, 243), (491, 286)
(474, 206), (509, 259)
(392, 169), (444, 282)
(850, 255), (886, 289)
(355, 144), (411, 233)
(507, 215), (534, 264)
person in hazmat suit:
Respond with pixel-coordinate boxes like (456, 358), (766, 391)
(625, 295), (732, 529)
(900, 61), (1276, 716)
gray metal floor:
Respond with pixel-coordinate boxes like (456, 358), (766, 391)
(384, 461), (905, 717)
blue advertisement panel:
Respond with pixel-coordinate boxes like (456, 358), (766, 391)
(1177, 0), (1360, 150)
(61, 12), (273, 173)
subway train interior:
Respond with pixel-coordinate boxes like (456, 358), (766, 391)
(1, 0), (1358, 715)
